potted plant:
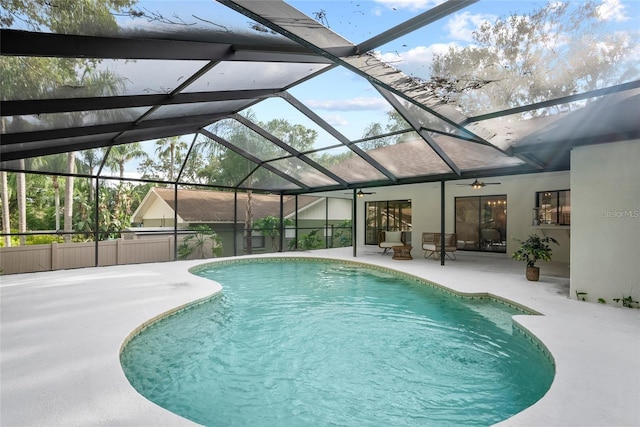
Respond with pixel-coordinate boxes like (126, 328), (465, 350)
(512, 233), (558, 281)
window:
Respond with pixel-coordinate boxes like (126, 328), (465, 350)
(251, 235), (265, 249)
(365, 200), (412, 245)
(536, 190), (570, 225)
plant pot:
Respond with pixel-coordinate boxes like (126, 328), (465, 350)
(526, 266), (540, 281)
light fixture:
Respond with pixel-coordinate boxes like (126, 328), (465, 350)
(457, 179), (501, 189)
(345, 189), (375, 197)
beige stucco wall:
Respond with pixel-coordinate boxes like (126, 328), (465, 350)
(353, 171), (572, 264)
(292, 197), (352, 221)
(571, 140), (640, 303)
(142, 198), (178, 227)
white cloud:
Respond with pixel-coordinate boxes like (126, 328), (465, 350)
(325, 114), (349, 127)
(596, 0), (629, 22)
(378, 43), (459, 76)
(446, 12), (496, 42)
(374, 0), (442, 12)
(305, 97), (389, 111)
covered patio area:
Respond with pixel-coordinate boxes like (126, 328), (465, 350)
(1, 249), (638, 426)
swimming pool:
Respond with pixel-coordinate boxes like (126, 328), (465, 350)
(121, 258), (554, 426)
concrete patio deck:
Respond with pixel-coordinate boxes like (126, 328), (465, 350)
(1, 247), (639, 426)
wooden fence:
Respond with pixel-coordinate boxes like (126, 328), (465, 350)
(0, 237), (176, 275)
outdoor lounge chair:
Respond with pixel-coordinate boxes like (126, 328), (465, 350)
(378, 230), (406, 255)
(422, 232), (457, 260)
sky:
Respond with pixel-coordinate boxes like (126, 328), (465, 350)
(6, 0), (637, 176)
(106, 0), (639, 177)
(255, 0), (640, 141)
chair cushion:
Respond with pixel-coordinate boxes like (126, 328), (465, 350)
(379, 242), (397, 248)
(423, 243), (436, 251)
(384, 231), (402, 242)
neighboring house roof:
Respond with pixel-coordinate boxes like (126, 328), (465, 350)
(132, 187), (323, 224)
(329, 136), (525, 182)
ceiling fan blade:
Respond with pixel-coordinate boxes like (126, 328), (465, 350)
(347, 189), (377, 197)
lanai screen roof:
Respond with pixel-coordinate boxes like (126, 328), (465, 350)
(1, 0), (639, 195)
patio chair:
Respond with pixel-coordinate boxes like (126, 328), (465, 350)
(378, 230), (406, 255)
(422, 232), (457, 260)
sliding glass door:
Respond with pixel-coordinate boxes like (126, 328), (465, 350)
(365, 200), (412, 245)
(455, 195), (507, 253)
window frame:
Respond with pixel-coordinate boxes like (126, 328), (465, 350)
(536, 190), (571, 226)
(364, 199), (412, 245)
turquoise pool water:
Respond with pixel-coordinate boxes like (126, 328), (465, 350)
(121, 259), (554, 426)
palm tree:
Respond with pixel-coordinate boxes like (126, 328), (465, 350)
(34, 154), (68, 231)
(105, 143), (147, 179)
(1, 171), (11, 247)
(63, 152), (76, 243)
(154, 137), (187, 181)
(78, 148), (103, 203)
(16, 160), (26, 246)
(1, 0), (131, 246)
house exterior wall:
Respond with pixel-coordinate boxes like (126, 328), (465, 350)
(354, 171), (572, 264)
(294, 198), (352, 220)
(571, 140), (640, 303)
(196, 198), (353, 255)
(142, 199), (177, 227)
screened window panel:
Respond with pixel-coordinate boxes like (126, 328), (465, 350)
(287, 68), (396, 141)
(179, 140), (255, 188)
(356, 138), (452, 177)
(311, 146), (388, 184)
(116, 2), (294, 44)
(4, 108), (149, 134)
(433, 134), (525, 171)
(465, 95), (618, 150)
(184, 62), (330, 93)
(246, 97), (347, 152)
(342, 55), (469, 125)
(9, 153), (75, 175)
(2, 173), (95, 239)
(465, 116), (550, 151)
(4, 149), (107, 175)
(112, 125), (198, 152)
(0, 133), (121, 161)
(100, 140), (156, 180)
(98, 178), (146, 239)
(387, 92), (474, 138)
(266, 157), (340, 188)
(203, 118), (293, 162)
(1, 0), (287, 43)
(241, 166), (301, 191)
(1, 58), (209, 101)
(136, 135), (195, 182)
(380, 1), (640, 118)
(285, 1), (413, 45)
(92, 59), (210, 96)
(145, 100), (252, 121)
(239, 0), (354, 50)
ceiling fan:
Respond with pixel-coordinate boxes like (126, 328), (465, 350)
(456, 179), (501, 189)
(345, 189), (376, 197)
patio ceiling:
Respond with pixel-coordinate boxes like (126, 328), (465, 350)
(1, 0), (639, 195)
